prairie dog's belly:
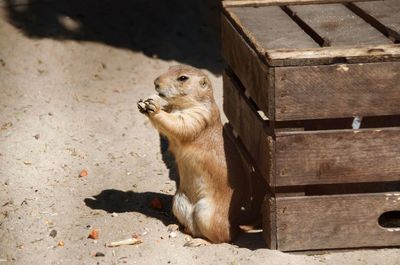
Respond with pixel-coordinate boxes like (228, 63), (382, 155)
(172, 191), (214, 237)
(172, 163), (215, 237)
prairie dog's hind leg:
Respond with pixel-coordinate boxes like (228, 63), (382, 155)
(172, 192), (196, 236)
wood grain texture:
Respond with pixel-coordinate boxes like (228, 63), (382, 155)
(223, 67), (400, 187)
(274, 193), (400, 251)
(275, 127), (400, 186)
(289, 4), (391, 46)
(222, 0), (379, 8)
(353, 0), (400, 42)
(274, 61), (400, 120)
(224, 124), (268, 221)
(223, 71), (275, 186)
(221, 14), (272, 118)
(226, 6), (318, 50)
(262, 194), (277, 249)
(266, 44), (400, 66)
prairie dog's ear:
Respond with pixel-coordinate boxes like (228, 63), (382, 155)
(199, 77), (209, 88)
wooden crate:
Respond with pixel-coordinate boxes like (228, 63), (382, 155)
(224, 69), (400, 250)
(221, 0), (400, 251)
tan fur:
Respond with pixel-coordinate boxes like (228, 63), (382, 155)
(137, 65), (259, 243)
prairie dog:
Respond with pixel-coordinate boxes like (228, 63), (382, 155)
(137, 65), (260, 244)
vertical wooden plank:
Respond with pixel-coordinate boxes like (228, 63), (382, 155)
(289, 4), (392, 46)
(352, 0), (400, 42)
(262, 194), (277, 249)
(224, 124), (268, 223)
(276, 193), (400, 251)
(223, 70), (274, 186)
(221, 14), (272, 119)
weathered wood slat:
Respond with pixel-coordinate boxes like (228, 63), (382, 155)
(224, 124), (268, 223)
(225, 6), (319, 52)
(274, 61), (400, 120)
(262, 194), (277, 249)
(266, 44), (400, 66)
(223, 71), (274, 186)
(274, 193), (400, 251)
(225, 4), (400, 66)
(275, 127), (400, 186)
(289, 4), (391, 46)
(222, 0), (380, 8)
(221, 14), (273, 118)
(353, 0), (400, 42)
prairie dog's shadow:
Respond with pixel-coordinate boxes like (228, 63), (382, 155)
(84, 189), (175, 226)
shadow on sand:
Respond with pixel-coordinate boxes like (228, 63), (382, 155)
(4, 0), (223, 74)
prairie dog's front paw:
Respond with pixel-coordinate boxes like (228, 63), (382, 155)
(137, 98), (160, 115)
(144, 98), (160, 114)
(137, 99), (147, 113)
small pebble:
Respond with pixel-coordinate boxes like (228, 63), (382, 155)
(95, 252), (105, 257)
(167, 224), (179, 232)
(79, 169), (88, 178)
(111, 212), (118, 217)
(34, 134), (40, 140)
(49, 229), (57, 238)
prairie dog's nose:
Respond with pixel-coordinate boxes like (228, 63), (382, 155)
(154, 78), (160, 89)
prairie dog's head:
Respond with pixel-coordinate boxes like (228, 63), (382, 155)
(154, 65), (213, 106)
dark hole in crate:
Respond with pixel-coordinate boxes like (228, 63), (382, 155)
(276, 181), (400, 196)
(378, 211), (400, 229)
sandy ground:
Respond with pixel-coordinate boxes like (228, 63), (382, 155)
(0, 0), (399, 264)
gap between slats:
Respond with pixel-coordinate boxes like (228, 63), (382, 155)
(279, 3), (397, 48)
(228, 66), (400, 131)
(346, 2), (399, 44)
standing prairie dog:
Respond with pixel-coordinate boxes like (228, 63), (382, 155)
(137, 65), (260, 245)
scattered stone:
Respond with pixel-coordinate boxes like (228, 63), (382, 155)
(149, 197), (163, 211)
(167, 224), (179, 232)
(88, 229), (99, 239)
(94, 252), (105, 257)
(23, 161), (32, 165)
(34, 134), (40, 140)
(57, 240), (64, 247)
(1, 122), (12, 130)
(49, 229), (57, 238)
(79, 169), (88, 178)
(111, 212), (118, 217)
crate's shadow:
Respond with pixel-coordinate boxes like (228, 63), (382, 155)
(4, 0), (223, 74)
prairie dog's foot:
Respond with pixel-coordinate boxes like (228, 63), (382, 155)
(183, 237), (211, 247)
(137, 98), (160, 115)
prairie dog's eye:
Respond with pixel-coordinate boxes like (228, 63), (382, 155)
(177, 75), (189, 82)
